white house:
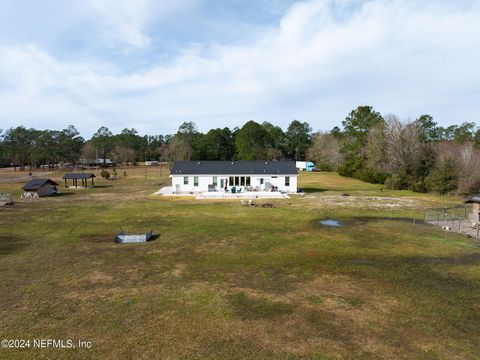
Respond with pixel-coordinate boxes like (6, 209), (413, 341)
(170, 161), (298, 194)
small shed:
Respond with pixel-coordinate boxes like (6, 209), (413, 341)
(62, 173), (96, 188)
(22, 179), (58, 198)
(465, 195), (480, 222)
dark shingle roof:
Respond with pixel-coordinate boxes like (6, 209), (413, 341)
(22, 179), (59, 191)
(171, 161), (297, 175)
(465, 196), (480, 204)
(62, 173), (96, 179)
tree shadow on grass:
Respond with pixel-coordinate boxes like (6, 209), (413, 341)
(0, 235), (28, 255)
(302, 187), (328, 193)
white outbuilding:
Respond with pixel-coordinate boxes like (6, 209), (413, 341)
(170, 160), (298, 194)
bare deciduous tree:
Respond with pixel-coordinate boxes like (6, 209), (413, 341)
(307, 132), (341, 171)
(114, 145), (135, 166)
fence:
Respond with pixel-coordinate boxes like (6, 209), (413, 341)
(424, 204), (480, 238)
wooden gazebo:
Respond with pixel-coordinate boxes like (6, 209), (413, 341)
(62, 173), (96, 188)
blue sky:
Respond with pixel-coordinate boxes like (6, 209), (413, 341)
(0, 0), (479, 137)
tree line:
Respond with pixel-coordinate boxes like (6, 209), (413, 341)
(307, 106), (480, 195)
(0, 120), (312, 169)
(1, 107), (479, 195)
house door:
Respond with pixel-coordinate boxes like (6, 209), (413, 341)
(175, 184), (180, 193)
(264, 177), (271, 190)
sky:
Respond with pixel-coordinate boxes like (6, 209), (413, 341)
(0, 0), (479, 137)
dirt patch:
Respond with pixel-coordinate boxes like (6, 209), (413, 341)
(310, 195), (420, 209)
(88, 270), (114, 284)
(170, 264), (186, 278)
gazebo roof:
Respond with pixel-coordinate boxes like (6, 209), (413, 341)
(62, 173), (96, 179)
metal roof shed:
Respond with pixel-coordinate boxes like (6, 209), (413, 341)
(22, 179), (59, 198)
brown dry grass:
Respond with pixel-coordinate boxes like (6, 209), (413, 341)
(0, 168), (479, 359)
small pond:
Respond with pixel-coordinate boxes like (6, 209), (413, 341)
(319, 219), (344, 227)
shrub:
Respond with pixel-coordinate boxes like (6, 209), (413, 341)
(101, 169), (110, 180)
(411, 179), (428, 193)
(384, 174), (405, 190)
(425, 158), (458, 194)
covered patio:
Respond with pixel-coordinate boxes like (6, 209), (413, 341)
(155, 186), (290, 199)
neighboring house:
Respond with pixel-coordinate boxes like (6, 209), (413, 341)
(170, 161), (298, 194)
(62, 173), (96, 188)
(95, 158), (115, 166)
(22, 179), (59, 198)
(145, 161), (160, 166)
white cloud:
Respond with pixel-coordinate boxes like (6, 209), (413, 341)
(86, 0), (153, 48)
(1, 0), (480, 136)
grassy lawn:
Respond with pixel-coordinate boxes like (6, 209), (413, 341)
(0, 168), (479, 359)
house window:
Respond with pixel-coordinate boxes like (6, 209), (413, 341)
(235, 177), (240, 186)
(184, 176), (188, 185)
(213, 176), (218, 186)
(194, 176), (199, 186)
(240, 177), (245, 186)
(285, 176), (290, 186)
(229, 176), (234, 186)
(260, 178), (264, 185)
(246, 177), (251, 186)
